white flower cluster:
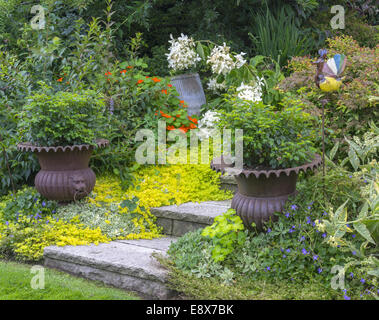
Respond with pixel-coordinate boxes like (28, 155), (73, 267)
(207, 78), (226, 92)
(207, 43), (246, 76)
(166, 33), (201, 71)
(236, 77), (264, 102)
(197, 110), (220, 140)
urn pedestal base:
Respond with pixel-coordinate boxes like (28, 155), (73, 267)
(231, 191), (297, 231)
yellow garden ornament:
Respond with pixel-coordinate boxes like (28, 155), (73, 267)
(315, 49), (347, 92)
(314, 49), (347, 179)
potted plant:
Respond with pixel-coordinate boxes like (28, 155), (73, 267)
(166, 33), (206, 116)
(17, 84), (109, 203)
(211, 97), (322, 230)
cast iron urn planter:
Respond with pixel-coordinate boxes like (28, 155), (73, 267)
(211, 155), (322, 231)
(17, 139), (109, 203)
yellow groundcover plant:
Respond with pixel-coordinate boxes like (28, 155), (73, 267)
(0, 163), (232, 261)
(0, 216), (109, 261)
(90, 163), (233, 240)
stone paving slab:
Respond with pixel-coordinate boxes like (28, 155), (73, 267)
(151, 200), (231, 236)
(44, 237), (178, 299)
(116, 237), (177, 251)
(151, 200), (232, 224)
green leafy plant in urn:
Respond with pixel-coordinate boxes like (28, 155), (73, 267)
(211, 97), (321, 231)
(17, 85), (109, 203)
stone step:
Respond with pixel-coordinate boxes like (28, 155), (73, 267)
(220, 173), (238, 193)
(44, 237), (178, 300)
(151, 200), (232, 236)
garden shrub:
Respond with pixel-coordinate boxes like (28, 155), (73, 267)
(278, 35), (378, 159)
(17, 85), (108, 147)
(217, 97), (317, 169)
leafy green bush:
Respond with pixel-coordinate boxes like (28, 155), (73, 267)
(278, 35), (379, 160)
(217, 97), (317, 169)
(17, 85), (108, 147)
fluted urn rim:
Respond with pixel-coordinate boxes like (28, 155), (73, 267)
(211, 154), (322, 179)
(17, 139), (109, 153)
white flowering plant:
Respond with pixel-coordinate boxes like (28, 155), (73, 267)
(166, 34), (249, 80)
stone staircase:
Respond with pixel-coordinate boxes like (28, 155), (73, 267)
(43, 198), (232, 299)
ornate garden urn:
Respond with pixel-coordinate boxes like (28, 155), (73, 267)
(18, 139), (109, 203)
(211, 154), (322, 230)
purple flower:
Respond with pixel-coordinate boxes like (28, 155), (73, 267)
(318, 268), (323, 274)
(283, 254), (287, 258)
(306, 217), (311, 224)
(302, 248), (308, 255)
(344, 295), (351, 300)
(349, 175), (352, 178)
(42, 201), (46, 207)
(285, 212), (290, 218)
(360, 278), (365, 284)
(313, 255), (318, 261)
(350, 272), (354, 278)
(5, 221), (9, 226)
(291, 204), (298, 211)
(322, 211), (328, 216)
(322, 233), (327, 238)
(300, 236), (305, 241)
(286, 248), (291, 253)
(267, 228), (272, 233)
(266, 266), (271, 271)
(364, 179), (367, 183)
(352, 234), (356, 238)
(352, 251), (356, 255)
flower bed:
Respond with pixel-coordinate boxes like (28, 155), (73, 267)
(0, 163), (232, 261)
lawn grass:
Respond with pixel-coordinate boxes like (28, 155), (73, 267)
(0, 260), (140, 300)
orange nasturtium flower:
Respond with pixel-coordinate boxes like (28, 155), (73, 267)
(120, 69), (127, 74)
(137, 79), (144, 84)
(161, 89), (168, 95)
(179, 100), (185, 104)
(152, 77), (161, 83)
(127, 66), (133, 69)
(179, 125), (189, 134)
(160, 111), (171, 118)
(188, 116), (198, 124)
(167, 125), (175, 131)
(105, 71), (112, 76)
(57, 77), (63, 82)
(167, 84), (173, 87)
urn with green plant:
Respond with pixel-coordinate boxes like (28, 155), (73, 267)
(212, 96), (322, 230)
(17, 83), (109, 202)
